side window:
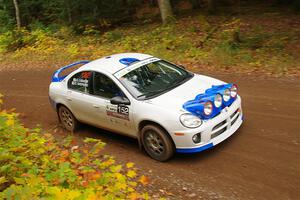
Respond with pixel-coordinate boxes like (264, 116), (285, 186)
(93, 72), (123, 99)
(68, 71), (92, 93)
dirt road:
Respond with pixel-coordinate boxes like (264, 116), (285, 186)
(0, 69), (299, 200)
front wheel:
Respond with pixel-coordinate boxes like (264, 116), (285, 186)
(141, 125), (175, 162)
(58, 105), (78, 132)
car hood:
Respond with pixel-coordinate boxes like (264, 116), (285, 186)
(147, 74), (226, 112)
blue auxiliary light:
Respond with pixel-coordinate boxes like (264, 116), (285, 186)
(183, 83), (237, 120)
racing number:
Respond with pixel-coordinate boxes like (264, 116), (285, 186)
(118, 105), (129, 115)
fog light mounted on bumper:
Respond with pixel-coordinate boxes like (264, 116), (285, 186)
(192, 133), (201, 143)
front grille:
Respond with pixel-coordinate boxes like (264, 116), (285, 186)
(231, 113), (240, 126)
(211, 127), (227, 138)
(230, 109), (239, 118)
(211, 108), (240, 139)
(213, 120), (226, 131)
(211, 120), (227, 139)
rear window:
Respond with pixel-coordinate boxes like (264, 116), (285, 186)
(68, 71), (92, 93)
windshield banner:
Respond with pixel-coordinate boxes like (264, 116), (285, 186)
(114, 57), (160, 78)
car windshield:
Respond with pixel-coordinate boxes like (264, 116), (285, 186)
(117, 60), (193, 100)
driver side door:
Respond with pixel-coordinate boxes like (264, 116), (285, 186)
(92, 72), (135, 137)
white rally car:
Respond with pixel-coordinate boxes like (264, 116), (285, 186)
(49, 53), (243, 161)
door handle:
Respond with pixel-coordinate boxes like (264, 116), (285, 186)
(67, 90), (72, 101)
(93, 105), (99, 108)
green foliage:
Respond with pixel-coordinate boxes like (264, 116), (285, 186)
(0, 6), (299, 75)
(0, 0), (144, 30)
(0, 94), (150, 199)
(292, 0), (300, 12)
(103, 31), (123, 42)
(0, 9), (14, 33)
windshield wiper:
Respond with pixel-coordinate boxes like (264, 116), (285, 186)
(136, 74), (194, 99)
(137, 89), (166, 99)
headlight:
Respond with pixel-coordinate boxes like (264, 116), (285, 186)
(214, 94), (222, 108)
(204, 101), (213, 116)
(223, 89), (231, 102)
(230, 84), (238, 98)
(180, 113), (202, 128)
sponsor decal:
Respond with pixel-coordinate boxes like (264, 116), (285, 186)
(81, 71), (91, 79)
(106, 105), (129, 120)
(71, 78), (88, 87)
(71, 71), (91, 87)
(114, 57), (160, 78)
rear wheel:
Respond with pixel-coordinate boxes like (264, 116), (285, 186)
(58, 106), (78, 132)
(141, 125), (175, 162)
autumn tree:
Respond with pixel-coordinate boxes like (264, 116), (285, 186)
(12, 0), (20, 28)
(158, 0), (174, 24)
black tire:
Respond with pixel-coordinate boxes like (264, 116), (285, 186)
(141, 125), (175, 162)
(58, 105), (79, 132)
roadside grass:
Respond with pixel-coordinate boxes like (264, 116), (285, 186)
(0, 94), (152, 199)
(0, 7), (299, 76)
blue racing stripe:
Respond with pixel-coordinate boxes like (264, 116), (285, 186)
(176, 142), (214, 153)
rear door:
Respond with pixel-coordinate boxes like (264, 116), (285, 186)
(66, 71), (107, 126)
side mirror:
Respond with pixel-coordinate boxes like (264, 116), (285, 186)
(110, 96), (130, 105)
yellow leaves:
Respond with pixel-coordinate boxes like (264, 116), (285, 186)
(115, 182), (127, 190)
(129, 192), (149, 200)
(10, 147), (26, 153)
(0, 176), (7, 185)
(127, 187), (135, 192)
(14, 177), (25, 185)
(86, 193), (102, 200)
(99, 157), (115, 169)
(5, 115), (15, 126)
(67, 190), (82, 199)
(110, 164), (122, 173)
(129, 192), (139, 200)
(115, 172), (125, 181)
(0, 95), (153, 199)
(128, 181), (137, 187)
(0, 93), (3, 105)
(126, 162), (135, 168)
(127, 170), (137, 178)
(46, 187), (81, 200)
(139, 175), (150, 185)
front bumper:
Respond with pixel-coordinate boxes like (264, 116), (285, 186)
(49, 96), (57, 110)
(174, 96), (243, 153)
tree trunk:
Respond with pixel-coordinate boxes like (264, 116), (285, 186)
(157, 0), (174, 25)
(12, 0), (21, 28)
(208, 0), (216, 14)
(65, 0), (72, 24)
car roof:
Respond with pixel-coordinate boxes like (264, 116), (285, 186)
(79, 53), (153, 74)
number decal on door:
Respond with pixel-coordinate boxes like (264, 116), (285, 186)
(106, 105), (129, 120)
(118, 105), (129, 115)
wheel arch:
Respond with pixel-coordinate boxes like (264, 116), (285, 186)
(138, 120), (175, 148)
(55, 103), (76, 122)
